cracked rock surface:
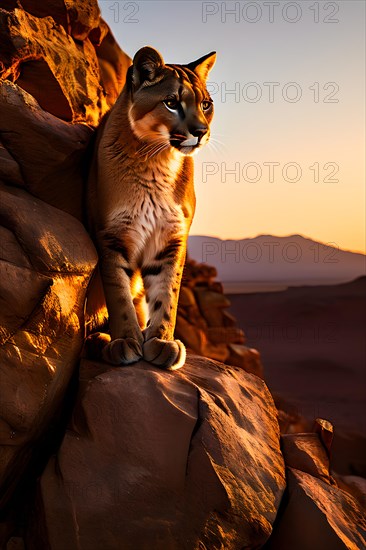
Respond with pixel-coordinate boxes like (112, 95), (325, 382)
(0, 2), (130, 125)
(29, 356), (286, 550)
(0, 0), (126, 520)
(0, 184), (97, 509)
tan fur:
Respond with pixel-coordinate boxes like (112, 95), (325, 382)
(86, 47), (216, 369)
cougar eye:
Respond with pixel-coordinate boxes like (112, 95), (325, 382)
(164, 98), (180, 111)
(202, 100), (212, 111)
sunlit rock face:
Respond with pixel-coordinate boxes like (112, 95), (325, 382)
(0, 0), (127, 518)
(0, 1), (131, 125)
(28, 356), (286, 549)
(264, 423), (366, 549)
(176, 260), (264, 379)
(265, 468), (366, 550)
(0, 0), (131, 220)
(0, 183), (97, 510)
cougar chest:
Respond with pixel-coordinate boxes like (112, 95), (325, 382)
(139, 154), (184, 232)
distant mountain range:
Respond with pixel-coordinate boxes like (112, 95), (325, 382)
(188, 235), (366, 286)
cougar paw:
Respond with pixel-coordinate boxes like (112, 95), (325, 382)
(101, 337), (143, 365)
(143, 338), (186, 370)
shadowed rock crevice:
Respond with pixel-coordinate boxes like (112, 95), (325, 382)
(16, 59), (73, 121)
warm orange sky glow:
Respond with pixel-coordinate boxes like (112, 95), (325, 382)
(101, 0), (365, 254)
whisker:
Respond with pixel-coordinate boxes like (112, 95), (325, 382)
(208, 137), (229, 155)
(206, 142), (219, 156)
(137, 135), (165, 147)
(209, 137), (226, 147)
(148, 143), (170, 159)
(135, 132), (167, 149)
(138, 141), (169, 159)
(138, 146), (162, 158)
(137, 138), (168, 156)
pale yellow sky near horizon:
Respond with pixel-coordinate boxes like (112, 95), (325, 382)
(101, 0), (365, 254)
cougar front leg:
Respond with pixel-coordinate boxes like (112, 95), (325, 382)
(99, 247), (143, 365)
(141, 238), (186, 370)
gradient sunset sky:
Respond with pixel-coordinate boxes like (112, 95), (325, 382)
(100, 0), (365, 254)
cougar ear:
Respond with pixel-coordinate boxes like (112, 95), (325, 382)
(187, 51), (216, 82)
(132, 46), (165, 87)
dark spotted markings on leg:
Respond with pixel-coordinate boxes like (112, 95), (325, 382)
(122, 266), (134, 278)
(140, 252), (187, 370)
(98, 247), (144, 364)
(141, 264), (162, 277)
(102, 231), (131, 264)
(155, 238), (183, 261)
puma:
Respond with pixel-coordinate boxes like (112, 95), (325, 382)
(87, 46), (216, 370)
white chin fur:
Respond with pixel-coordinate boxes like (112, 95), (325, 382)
(177, 146), (199, 156)
(180, 136), (199, 147)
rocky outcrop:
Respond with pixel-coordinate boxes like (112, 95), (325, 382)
(0, 2), (130, 125)
(0, 0), (130, 220)
(0, 4), (129, 504)
(0, 184), (97, 512)
(176, 260), (264, 378)
(266, 469), (366, 549)
(0, 0), (121, 525)
(0, 81), (92, 220)
(265, 420), (366, 549)
(22, 359), (366, 550)
(27, 356), (286, 549)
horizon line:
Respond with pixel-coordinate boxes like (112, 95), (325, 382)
(189, 232), (366, 256)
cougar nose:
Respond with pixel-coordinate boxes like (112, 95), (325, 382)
(191, 127), (208, 140)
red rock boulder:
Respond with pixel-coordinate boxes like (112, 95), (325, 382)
(28, 356), (286, 549)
